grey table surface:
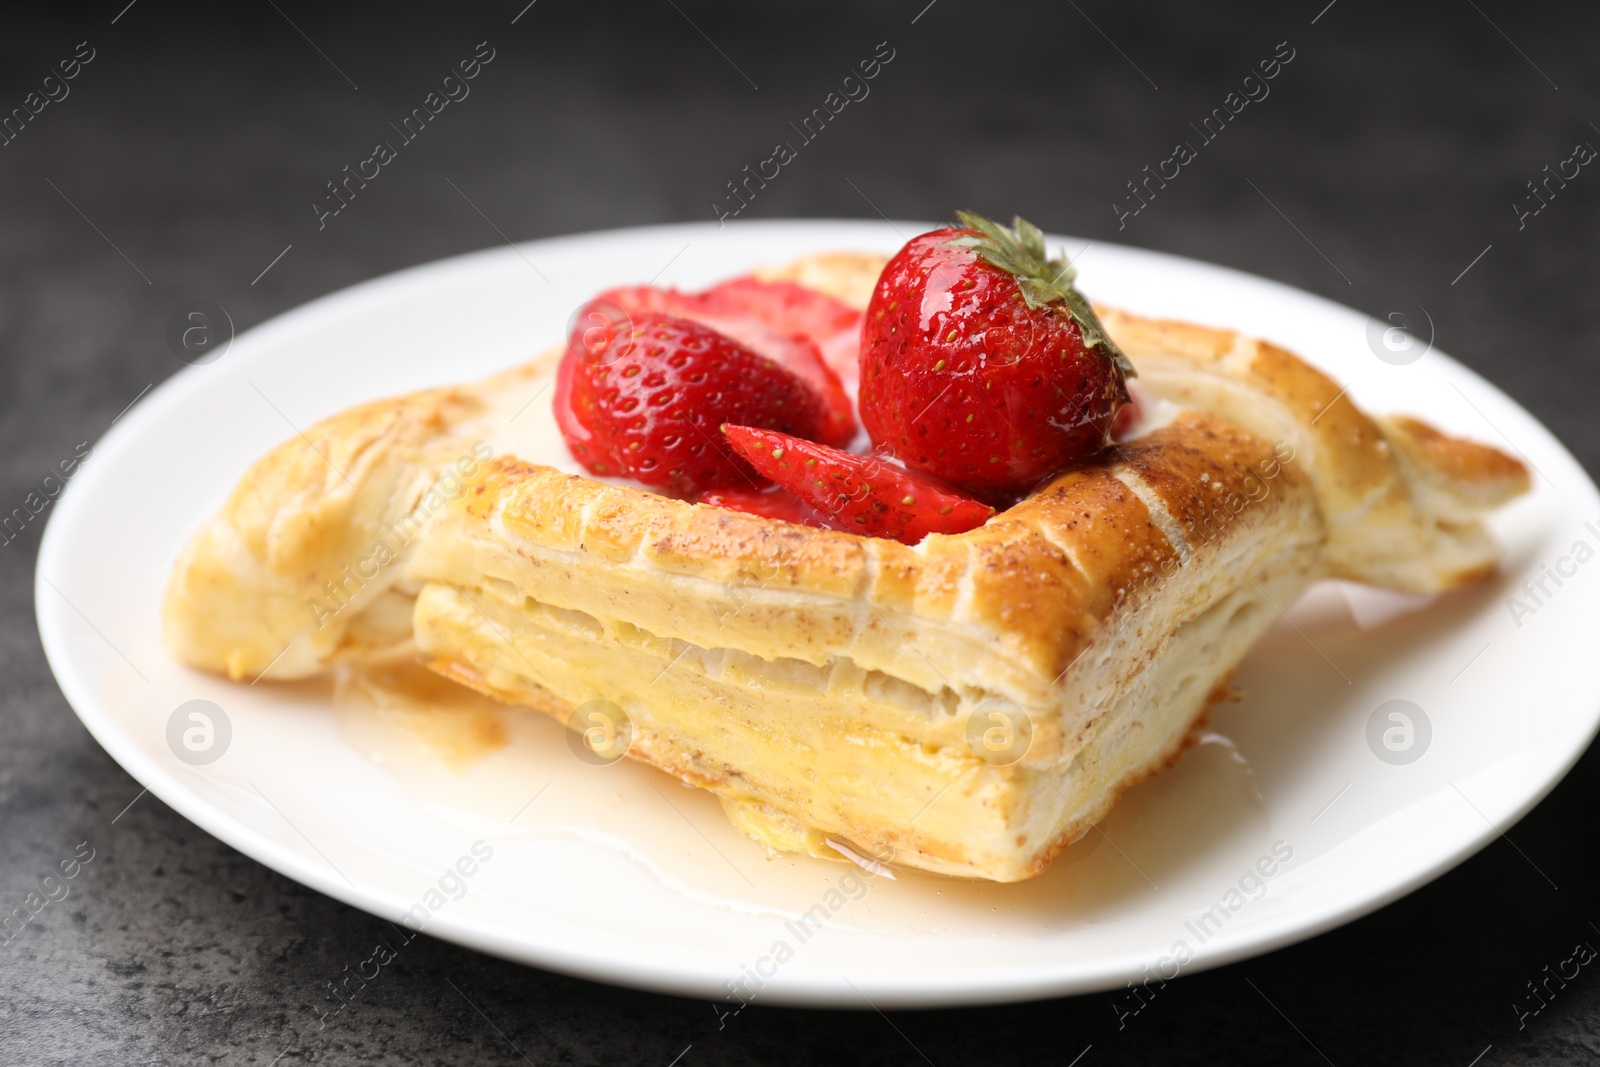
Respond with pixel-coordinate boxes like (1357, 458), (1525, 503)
(3, 1), (1598, 1064)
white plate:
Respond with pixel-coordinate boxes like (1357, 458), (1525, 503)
(37, 220), (1600, 1008)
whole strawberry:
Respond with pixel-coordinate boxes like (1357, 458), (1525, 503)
(555, 311), (828, 495)
(859, 212), (1135, 495)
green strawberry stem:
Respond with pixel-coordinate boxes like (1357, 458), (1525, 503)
(947, 210), (1137, 379)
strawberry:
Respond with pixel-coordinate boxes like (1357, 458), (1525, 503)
(1110, 381), (1146, 440)
(594, 279), (858, 447)
(698, 277), (864, 388)
(557, 312), (829, 495)
(859, 211), (1135, 495)
(721, 424), (995, 544)
(695, 484), (823, 526)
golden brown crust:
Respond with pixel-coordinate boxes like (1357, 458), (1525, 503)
(1383, 415), (1526, 484)
(163, 385), (486, 679)
(1381, 414), (1532, 518)
(162, 360), (554, 680)
(1096, 305), (1529, 593)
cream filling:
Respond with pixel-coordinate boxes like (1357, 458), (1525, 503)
(1115, 379), (1184, 442)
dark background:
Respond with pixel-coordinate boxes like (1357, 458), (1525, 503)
(3, 1), (1598, 1063)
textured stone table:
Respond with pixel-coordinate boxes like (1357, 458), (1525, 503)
(2, 1), (1596, 1063)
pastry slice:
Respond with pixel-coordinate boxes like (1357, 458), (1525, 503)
(162, 360), (556, 681)
(163, 252), (1528, 882)
(400, 325), (1525, 882)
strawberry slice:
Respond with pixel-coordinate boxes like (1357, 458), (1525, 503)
(695, 484), (823, 526)
(559, 313), (830, 495)
(552, 336), (594, 460)
(699, 277), (864, 387)
(720, 425), (995, 545)
(593, 282), (858, 447)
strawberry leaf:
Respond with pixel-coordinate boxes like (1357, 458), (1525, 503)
(1013, 215), (1047, 261)
(1061, 286), (1137, 379)
(946, 210), (1135, 378)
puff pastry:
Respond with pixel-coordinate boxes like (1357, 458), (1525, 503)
(163, 253), (1528, 882)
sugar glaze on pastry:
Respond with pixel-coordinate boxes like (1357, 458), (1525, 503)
(162, 253), (1528, 882)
